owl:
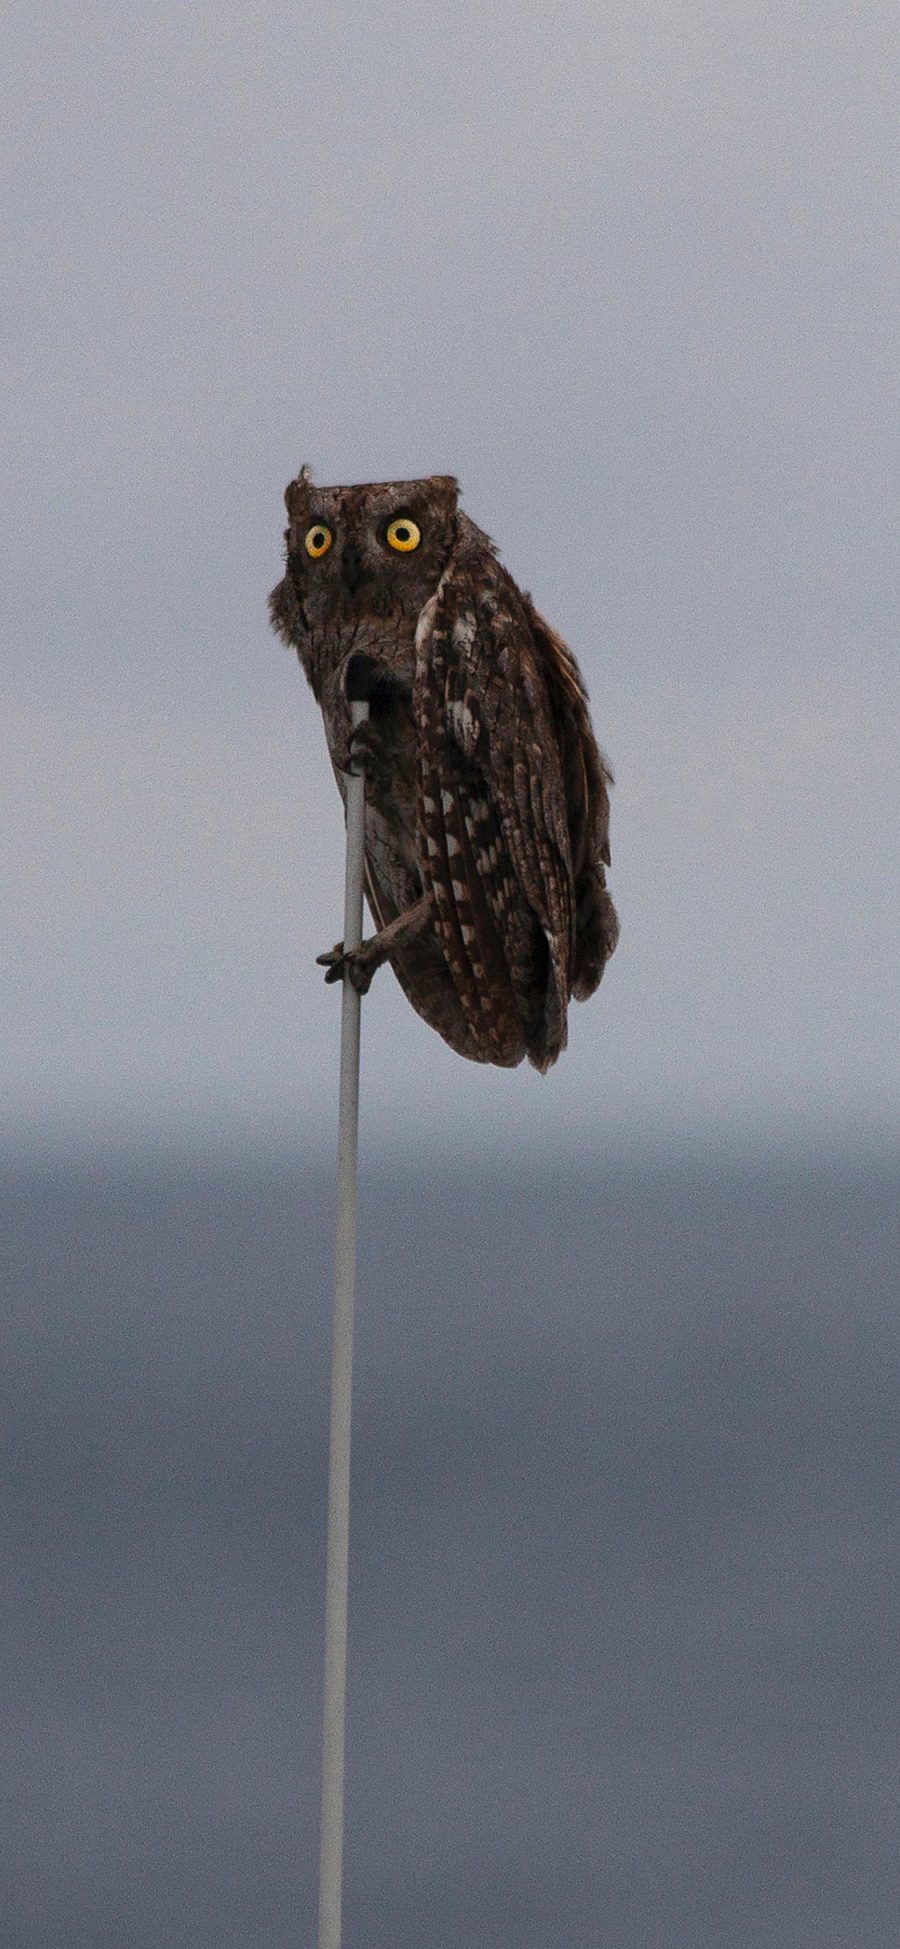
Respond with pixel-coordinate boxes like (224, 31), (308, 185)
(269, 469), (618, 1071)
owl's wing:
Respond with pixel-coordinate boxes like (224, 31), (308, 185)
(414, 547), (576, 1068)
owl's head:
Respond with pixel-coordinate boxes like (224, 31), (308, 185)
(274, 468), (460, 638)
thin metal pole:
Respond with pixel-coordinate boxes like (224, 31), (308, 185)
(318, 696), (369, 1949)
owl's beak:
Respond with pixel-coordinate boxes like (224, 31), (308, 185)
(342, 544), (367, 594)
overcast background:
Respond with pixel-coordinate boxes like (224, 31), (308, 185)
(4, 8), (900, 1948)
(5, 0), (897, 1161)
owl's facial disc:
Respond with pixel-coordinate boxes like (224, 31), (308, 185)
(282, 476), (458, 624)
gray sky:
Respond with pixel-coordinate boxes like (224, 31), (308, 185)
(4, 0), (898, 1157)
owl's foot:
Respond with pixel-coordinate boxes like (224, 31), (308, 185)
(316, 940), (379, 994)
(316, 896), (434, 993)
(334, 719), (394, 792)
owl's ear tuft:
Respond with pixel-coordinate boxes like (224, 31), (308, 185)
(284, 464), (314, 516)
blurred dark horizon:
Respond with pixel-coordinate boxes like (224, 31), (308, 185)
(5, 1134), (898, 1947)
(4, 1104), (899, 1185)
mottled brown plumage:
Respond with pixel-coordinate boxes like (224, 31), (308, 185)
(269, 469), (618, 1070)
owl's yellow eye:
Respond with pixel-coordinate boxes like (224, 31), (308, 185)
(386, 516), (421, 553)
(304, 523), (333, 559)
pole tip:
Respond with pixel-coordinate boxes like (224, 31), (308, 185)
(344, 652), (385, 705)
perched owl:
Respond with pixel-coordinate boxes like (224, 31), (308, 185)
(269, 469), (618, 1071)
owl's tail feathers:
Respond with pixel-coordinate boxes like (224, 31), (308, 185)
(523, 866), (618, 1069)
(524, 933), (569, 1074)
(571, 865), (620, 1002)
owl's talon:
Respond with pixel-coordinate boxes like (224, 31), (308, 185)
(315, 942), (375, 994)
(333, 722), (365, 778)
(337, 719), (393, 791)
(348, 720), (372, 776)
(316, 941), (345, 983)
